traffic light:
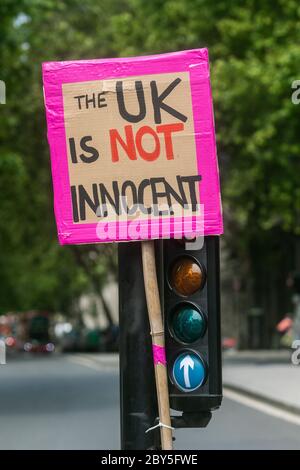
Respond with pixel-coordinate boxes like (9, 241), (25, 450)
(163, 236), (222, 414)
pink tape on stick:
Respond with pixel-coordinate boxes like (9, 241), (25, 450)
(152, 344), (167, 366)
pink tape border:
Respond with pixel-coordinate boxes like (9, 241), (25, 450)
(152, 344), (167, 366)
(42, 48), (223, 245)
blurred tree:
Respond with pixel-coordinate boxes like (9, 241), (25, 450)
(109, 0), (300, 345)
(0, 0), (120, 318)
(1, 0), (300, 344)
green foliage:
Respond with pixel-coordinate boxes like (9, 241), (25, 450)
(0, 0), (121, 315)
(110, 0), (300, 237)
(1, 0), (299, 320)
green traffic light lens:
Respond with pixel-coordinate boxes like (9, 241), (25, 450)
(171, 305), (206, 343)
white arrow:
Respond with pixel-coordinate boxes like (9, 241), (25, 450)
(180, 355), (194, 388)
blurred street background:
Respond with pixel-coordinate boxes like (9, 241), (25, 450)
(1, 351), (300, 450)
(1, 0), (300, 450)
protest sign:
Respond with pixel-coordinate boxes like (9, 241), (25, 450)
(43, 49), (222, 244)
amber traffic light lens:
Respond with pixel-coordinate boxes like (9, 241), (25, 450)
(169, 256), (205, 296)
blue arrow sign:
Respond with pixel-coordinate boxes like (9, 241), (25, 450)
(172, 352), (206, 392)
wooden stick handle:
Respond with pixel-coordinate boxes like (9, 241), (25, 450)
(141, 240), (173, 450)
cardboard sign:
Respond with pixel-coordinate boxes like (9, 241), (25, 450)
(43, 49), (223, 244)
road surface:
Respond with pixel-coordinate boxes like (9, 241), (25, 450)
(0, 353), (299, 450)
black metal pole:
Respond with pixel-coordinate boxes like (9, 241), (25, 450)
(118, 242), (159, 450)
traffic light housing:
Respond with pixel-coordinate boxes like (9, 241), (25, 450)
(163, 236), (222, 413)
